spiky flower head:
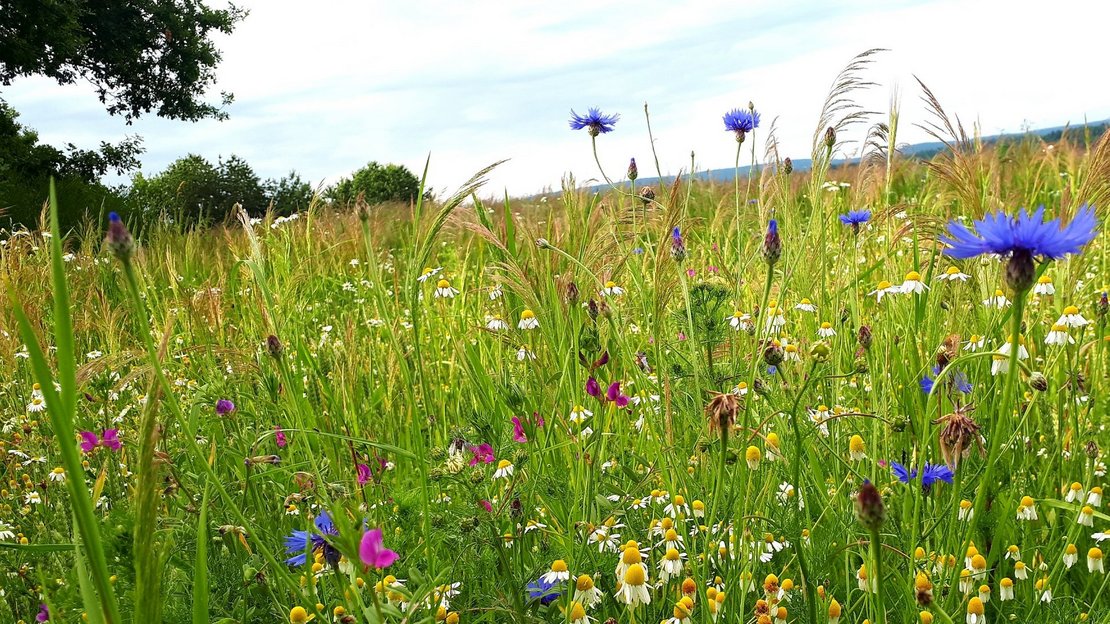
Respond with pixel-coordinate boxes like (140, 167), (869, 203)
(723, 108), (760, 142)
(569, 108), (619, 136)
(783, 157), (793, 175)
(628, 158), (638, 181)
(940, 205), (1098, 293)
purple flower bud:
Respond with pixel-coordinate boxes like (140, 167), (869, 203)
(628, 157), (638, 181)
(215, 399), (235, 416)
(106, 212), (134, 263)
(586, 377), (601, 398)
(762, 219), (781, 266)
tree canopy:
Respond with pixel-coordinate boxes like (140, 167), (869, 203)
(0, 0), (246, 122)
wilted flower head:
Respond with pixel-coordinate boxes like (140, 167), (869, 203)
(706, 391), (740, 437)
(569, 107), (619, 136)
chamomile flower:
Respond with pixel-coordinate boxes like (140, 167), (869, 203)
(1079, 505), (1095, 527)
(992, 335), (1028, 376)
(568, 601), (593, 624)
(569, 405), (592, 423)
(1089, 547), (1104, 573)
(601, 281), (625, 297)
(1088, 486), (1103, 506)
(27, 396), (46, 413)
(746, 446), (761, 470)
(959, 499), (974, 521)
(999, 578), (1014, 601)
(518, 309), (539, 330)
(783, 343), (801, 362)
(1045, 324), (1072, 346)
(901, 271), (928, 294)
(848, 435), (866, 461)
(1064, 544), (1079, 568)
(817, 322), (836, 338)
(486, 316), (508, 331)
(728, 310), (752, 331)
(983, 289), (1010, 308)
(434, 279), (459, 299)
(1014, 561), (1029, 580)
(417, 266), (442, 282)
(937, 266), (970, 281)
(794, 298), (816, 312)
(965, 335), (986, 351)
(1033, 275), (1055, 295)
(1066, 482), (1085, 503)
(1056, 305), (1089, 328)
(493, 459), (514, 480)
(575, 574), (604, 607)
(764, 306), (786, 331)
(541, 559), (571, 584)
(489, 284), (504, 300)
(616, 563), (651, 606)
(516, 346), (536, 361)
(1016, 495), (1038, 521)
(48, 467), (66, 482)
(663, 496), (690, 519)
(966, 596), (985, 624)
(659, 547), (686, 581)
(869, 280), (899, 302)
(856, 563), (875, 593)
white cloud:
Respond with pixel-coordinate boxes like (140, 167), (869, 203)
(4, 0), (1110, 197)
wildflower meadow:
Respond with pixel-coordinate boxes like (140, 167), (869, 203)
(4, 51), (1110, 624)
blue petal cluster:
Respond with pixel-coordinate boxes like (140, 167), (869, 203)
(568, 108), (619, 134)
(284, 511), (339, 566)
(941, 205), (1097, 259)
(723, 108), (760, 133)
(891, 461), (954, 491)
(920, 364), (972, 395)
(526, 576), (561, 605)
(838, 210), (872, 226)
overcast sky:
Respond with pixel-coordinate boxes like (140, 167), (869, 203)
(5, 0), (1110, 197)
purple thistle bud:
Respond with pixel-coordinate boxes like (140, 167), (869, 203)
(106, 212), (134, 263)
(215, 399), (235, 416)
(671, 226), (686, 262)
(762, 219), (781, 266)
(266, 334), (283, 359)
(855, 480), (885, 530)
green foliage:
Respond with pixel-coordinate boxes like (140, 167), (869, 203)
(127, 154), (310, 226)
(327, 161), (421, 207)
(0, 103), (135, 230)
(0, 0), (244, 122)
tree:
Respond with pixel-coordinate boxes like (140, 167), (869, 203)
(265, 171), (316, 216)
(0, 1), (246, 122)
(327, 162), (421, 207)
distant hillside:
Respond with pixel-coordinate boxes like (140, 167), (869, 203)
(598, 121), (1109, 191)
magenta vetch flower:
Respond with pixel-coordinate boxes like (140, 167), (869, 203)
(606, 382), (630, 408)
(215, 399), (235, 416)
(512, 416), (528, 443)
(359, 528), (399, 569)
(357, 463), (371, 486)
(274, 425), (287, 448)
(469, 443), (495, 466)
(479, 499), (493, 513)
(79, 429), (121, 453)
(586, 376), (601, 397)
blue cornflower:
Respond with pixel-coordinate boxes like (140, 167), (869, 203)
(940, 205), (1097, 291)
(921, 364), (972, 396)
(284, 511), (340, 567)
(941, 205), (1097, 260)
(527, 576), (561, 605)
(838, 210), (872, 227)
(569, 108), (619, 136)
(891, 461), (954, 493)
(723, 108), (760, 139)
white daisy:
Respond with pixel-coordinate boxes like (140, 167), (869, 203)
(517, 309), (539, 330)
(937, 266), (970, 281)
